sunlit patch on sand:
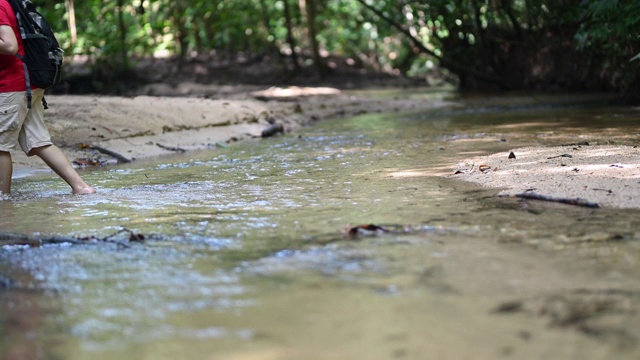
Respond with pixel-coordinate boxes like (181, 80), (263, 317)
(452, 145), (640, 208)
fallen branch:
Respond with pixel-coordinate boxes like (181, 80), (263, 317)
(560, 141), (590, 147)
(156, 143), (187, 153)
(0, 231), (89, 247)
(547, 154), (573, 159)
(261, 123), (284, 137)
(86, 145), (132, 163)
(0, 229), (145, 248)
(515, 192), (600, 208)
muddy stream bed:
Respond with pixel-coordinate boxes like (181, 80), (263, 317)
(1, 93), (640, 359)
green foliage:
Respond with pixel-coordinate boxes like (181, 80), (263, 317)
(575, 0), (640, 92)
(32, 0), (640, 96)
(576, 0), (640, 56)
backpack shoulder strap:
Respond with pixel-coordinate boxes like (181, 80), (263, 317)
(7, 1), (33, 108)
(19, 60), (33, 108)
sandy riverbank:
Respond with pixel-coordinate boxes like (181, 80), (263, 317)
(452, 144), (640, 209)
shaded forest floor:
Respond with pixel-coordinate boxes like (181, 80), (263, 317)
(59, 54), (445, 96)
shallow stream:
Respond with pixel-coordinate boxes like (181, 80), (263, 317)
(1, 92), (640, 359)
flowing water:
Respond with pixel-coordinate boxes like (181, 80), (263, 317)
(1, 92), (640, 359)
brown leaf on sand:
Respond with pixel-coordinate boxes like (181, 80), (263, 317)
(345, 224), (390, 238)
(73, 158), (101, 166)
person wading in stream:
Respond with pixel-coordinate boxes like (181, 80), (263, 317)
(0, 0), (94, 195)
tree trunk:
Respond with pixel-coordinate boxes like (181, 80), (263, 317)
(300, 0), (326, 78)
(259, 0), (287, 61)
(470, 0), (484, 46)
(116, 0), (128, 70)
(172, 3), (188, 62)
(259, 0), (274, 44)
(283, 0), (300, 71)
(64, 0), (77, 45)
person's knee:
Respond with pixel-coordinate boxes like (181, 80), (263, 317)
(0, 151), (11, 169)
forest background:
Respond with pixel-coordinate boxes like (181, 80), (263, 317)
(40, 0), (639, 103)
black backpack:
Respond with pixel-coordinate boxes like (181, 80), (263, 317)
(8, 0), (63, 109)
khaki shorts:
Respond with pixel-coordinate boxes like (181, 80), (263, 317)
(0, 89), (52, 155)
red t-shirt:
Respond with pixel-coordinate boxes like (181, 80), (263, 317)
(0, 0), (27, 92)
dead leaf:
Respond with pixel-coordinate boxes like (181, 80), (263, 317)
(129, 233), (146, 242)
(346, 224), (390, 238)
(73, 158), (100, 166)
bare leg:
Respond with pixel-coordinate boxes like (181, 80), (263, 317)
(0, 151), (12, 194)
(30, 145), (96, 194)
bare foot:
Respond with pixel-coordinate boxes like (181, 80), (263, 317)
(73, 186), (96, 195)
